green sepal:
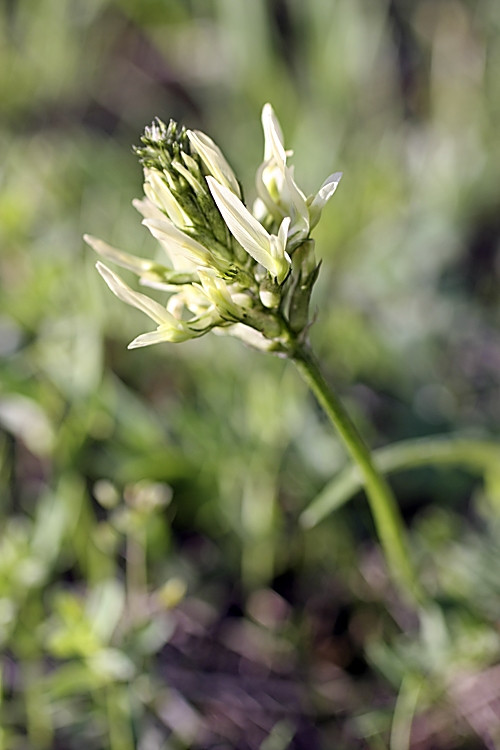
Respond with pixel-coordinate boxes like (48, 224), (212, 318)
(158, 270), (200, 285)
(287, 240), (321, 333)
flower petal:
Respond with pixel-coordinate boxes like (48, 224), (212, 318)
(84, 235), (170, 278)
(145, 171), (191, 228)
(128, 325), (192, 349)
(269, 217), (291, 284)
(277, 216), (291, 253)
(206, 177), (274, 272)
(310, 172), (342, 212)
(261, 104), (287, 164)
(284, 166), (310, 237)
(219, 322), (277, 352)
(255, 159), (285, 223)
(132, 197), (164, 221)
(96, 262), (172, 326)
(187, 130), (241, 197)
(143, 217), (214, 268)
(308, 172), (342, 228)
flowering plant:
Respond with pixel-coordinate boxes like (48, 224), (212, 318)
(84, 104), (341, 356)
(85, 104), (427, 603)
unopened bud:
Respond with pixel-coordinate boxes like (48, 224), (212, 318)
(259, 278), (281, 308)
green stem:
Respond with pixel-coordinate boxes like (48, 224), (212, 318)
(301, 437), (500, 528)
(293, 347), (423, 603)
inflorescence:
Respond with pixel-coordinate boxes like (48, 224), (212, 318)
(84, 104), (342, 356)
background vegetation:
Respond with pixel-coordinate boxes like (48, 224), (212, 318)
(2, 0), (500, 747)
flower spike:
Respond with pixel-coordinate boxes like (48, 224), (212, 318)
(86, 105), (341, 353)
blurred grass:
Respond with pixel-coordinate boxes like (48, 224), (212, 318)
(2, 0), (500, 748)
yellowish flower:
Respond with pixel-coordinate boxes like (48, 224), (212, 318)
(143, 169), (192, 229)
(96, 262), (196, 348)
(142, 216), (232, 277)
(256, 103), (342, 242)
(187, 130), (241, 197)
(207, 177), (291, 284)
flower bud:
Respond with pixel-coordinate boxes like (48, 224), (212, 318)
(259, 278), (281, 308)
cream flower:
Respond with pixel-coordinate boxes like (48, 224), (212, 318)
(207, 177), (291, 284)
(187, 130), (241, 197)
(142, 216), (232, 277)
(256, 103), (342, 241)
(86, 105), (339, 353)
(195, 270), (244, 320)
(84, 234), (197, 290)
(143, 169), (192, 229)
(96, 262), (196, 348)
(84, 235), (169, 280)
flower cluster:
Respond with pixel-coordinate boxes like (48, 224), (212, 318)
(84, 104), (341, 355)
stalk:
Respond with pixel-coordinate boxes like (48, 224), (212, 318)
(293, 346), (423, 603)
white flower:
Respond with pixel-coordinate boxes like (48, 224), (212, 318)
(142, 216), (231, 276)
(84, 235), (171, 282)
(132, 196), (165, 222)
(307, 172), (343, 229)
(187, 130), (241, 198)
(256, 103), (342, 241)
(96, 262), (195, 347)
(195, 270), (242, 320)
(166, 287), (202, 318)
(207, 176), (291, 284)
(143, 169), (192, 229)
(87, 105), (332, 353)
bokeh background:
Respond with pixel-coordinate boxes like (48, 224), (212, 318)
(2, 0), (500, 747)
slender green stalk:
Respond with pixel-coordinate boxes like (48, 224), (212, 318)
(293, 346), (423, 603)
